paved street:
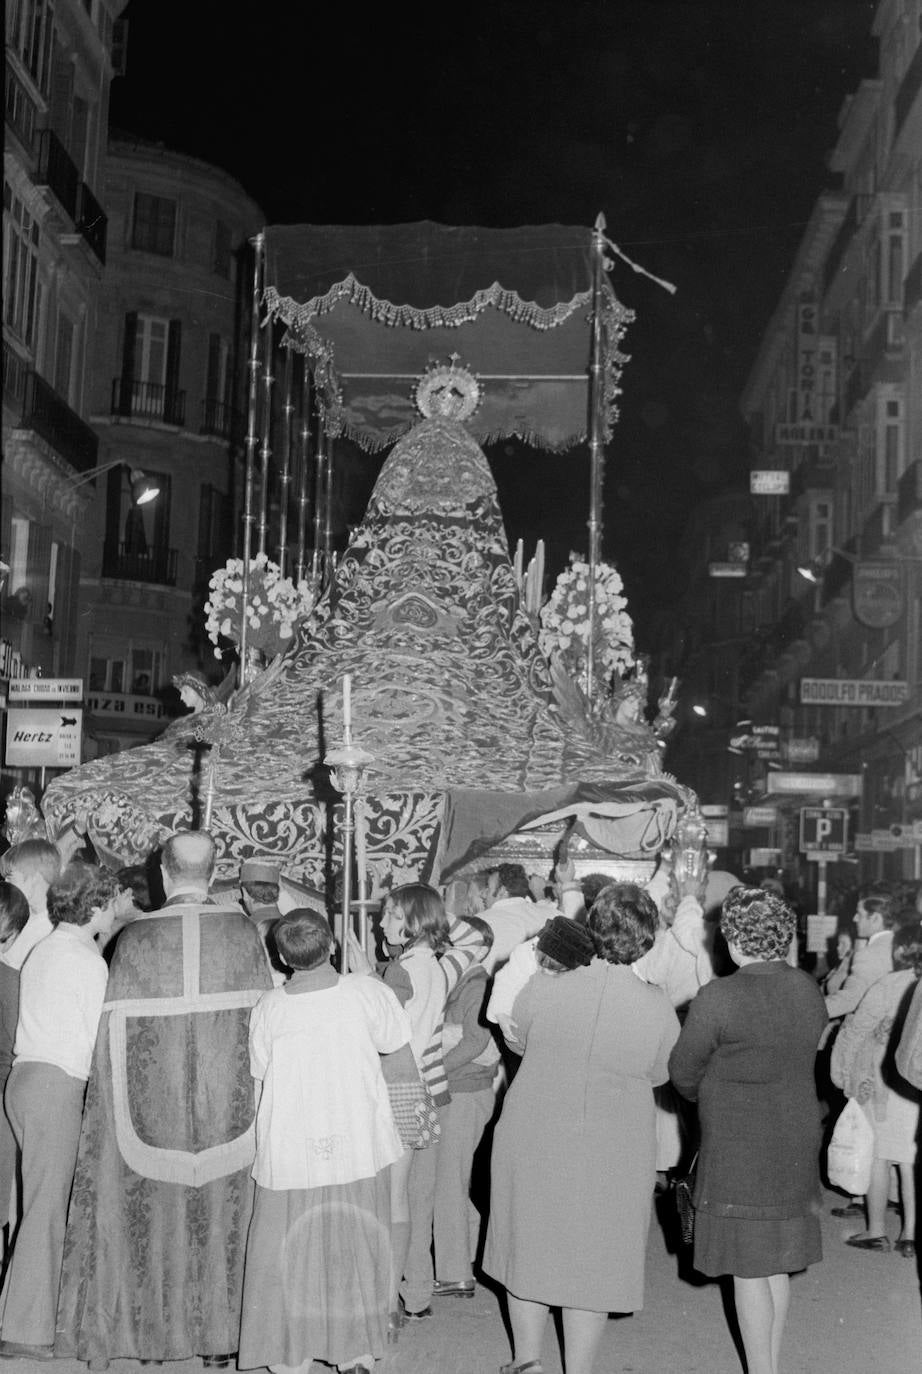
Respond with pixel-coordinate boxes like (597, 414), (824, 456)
(2, 1186), (918, 1374)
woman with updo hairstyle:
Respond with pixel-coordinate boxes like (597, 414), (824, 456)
(483, 883), (680, 1374)
(831, 920), (922, 1259)
(587, 881), (658, 964)
(669, 887), (828, 1374)
(239, 908), (412, 1374)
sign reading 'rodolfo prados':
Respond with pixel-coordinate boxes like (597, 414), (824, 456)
(800, 678), (909, 706)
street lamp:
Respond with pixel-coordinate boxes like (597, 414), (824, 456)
(64, 461), (159, 505)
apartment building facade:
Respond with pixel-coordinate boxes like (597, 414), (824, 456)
(661, 0), (922, 889)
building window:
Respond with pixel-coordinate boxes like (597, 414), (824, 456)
(808, 498), (832, 562)
(54, 312), (75, 402)
(3, 181), (42, 350)
(7, 0), (55, 96)
(89, 655), (126, 692)
(131, 192), (176, 256)
(878, 394), (904, 494)
(134, 314), (168, 390)
(89, 645), (163, 695)
(883, 211), (906, 306)
(5, 67), (37, 150)
(213, 219), (231, 277)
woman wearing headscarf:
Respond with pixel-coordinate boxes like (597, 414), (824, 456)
(669, 887), (827, 1374)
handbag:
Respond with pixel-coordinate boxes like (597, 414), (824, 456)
(380, 1043), (441, 1151)
(673, 1153), (698, 1247)
(826, 1097), (874, 1196)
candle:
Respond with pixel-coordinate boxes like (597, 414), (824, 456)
(203, 762), (216, 830)
(534, 539), (545, 608)
(342, 673), (352, 734)
(514, 538), (524, 589)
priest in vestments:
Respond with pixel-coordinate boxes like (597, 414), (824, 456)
(55, 831), (274, 1366)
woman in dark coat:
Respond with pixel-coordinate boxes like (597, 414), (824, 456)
(669, 887), (827, 1374)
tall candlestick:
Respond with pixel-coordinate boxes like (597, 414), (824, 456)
(203, 762), (216, 830)
(534, 539), (545, 609)
(342, 673), (352, 737)
(514, 538), (524, 589)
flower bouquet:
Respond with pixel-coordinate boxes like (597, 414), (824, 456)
(204, 554), (315, 660)
(538, 553), (635, 698)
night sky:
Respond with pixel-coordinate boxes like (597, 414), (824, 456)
(111, 0), (879, 645)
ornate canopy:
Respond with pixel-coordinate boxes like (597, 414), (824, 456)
(263, 221), (632, 452)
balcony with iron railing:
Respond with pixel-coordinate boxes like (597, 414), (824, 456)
(820, 537), (860, 606)
(842, 358), (871, 419)
(101, 543), (178, 586)
(823, 195), (868, 295)
(897, 458), (922, 528)
(5, 61), (38, 155)
(864, 307), (906, 379)
(111, 377), (186, 427)
(75, 181), (107, 265)
(36, 127), (79, 223)
(14, 367), (98, 472)
(904, 251), (922, 318)
(2, 340), (29, 410)
(860, 501), (895, 557)
(895, 38), (922, 137)
(200, 397), (244, 442)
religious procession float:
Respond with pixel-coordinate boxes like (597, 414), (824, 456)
(37, 218), (703, 944)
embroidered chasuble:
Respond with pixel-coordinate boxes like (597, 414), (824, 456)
(55, 902), (273, 1363)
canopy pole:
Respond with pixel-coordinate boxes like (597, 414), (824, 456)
(295, 362), (312, 586)
(585, 212), (607, 700)
(257, 312), (274, 558)
(323, 437), (334, 587)
(239, 231), (264, 687)
(277, 346), (293, 577)
(312, 422), (326, 588)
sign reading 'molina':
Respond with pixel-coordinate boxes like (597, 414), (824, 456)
(800, 678), (909, 707)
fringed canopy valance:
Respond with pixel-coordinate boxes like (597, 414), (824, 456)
(262, 221), (632, 453)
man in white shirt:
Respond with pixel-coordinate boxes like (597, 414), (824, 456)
(0, 840), (61, 972)
(479, 863), (557, 975)
(825, 888), (897, 1022)
(0, 862), (120, 1361)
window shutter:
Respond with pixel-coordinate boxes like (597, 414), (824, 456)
(152, 473), (171, 551)
(164, 318), (182, 424)
(57, 545), (81, 675)
(48, 43), (75, 146)
(104, 466), (122, 562)
(206, 332), (221, 400)
(119, 311), (137, 415)
(111, 18), (129, 76)
(25, 522), (52, 628)
(198, 483), (214, 557)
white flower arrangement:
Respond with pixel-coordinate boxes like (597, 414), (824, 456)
(204, 554), (315, 660)
(538, 552), (635, 685)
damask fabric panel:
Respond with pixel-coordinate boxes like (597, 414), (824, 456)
(43, 416), (677, 886)
(263, 220), (632, 453)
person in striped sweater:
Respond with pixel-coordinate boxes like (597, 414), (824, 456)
(349, 884), (489, 1327)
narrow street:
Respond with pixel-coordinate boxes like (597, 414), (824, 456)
(7, 1185), (917, 1374)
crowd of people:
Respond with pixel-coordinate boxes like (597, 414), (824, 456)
(0, 824), (919, 1374)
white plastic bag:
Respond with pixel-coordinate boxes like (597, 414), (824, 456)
(826, 1097), (875, 1196)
